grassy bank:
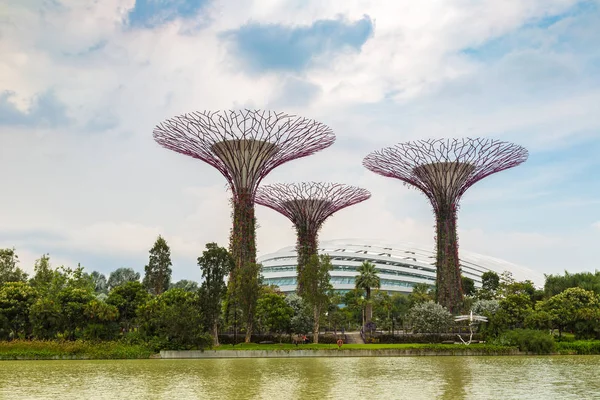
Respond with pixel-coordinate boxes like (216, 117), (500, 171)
(0, 340), (155, 360)
(213, 342), (518, 354)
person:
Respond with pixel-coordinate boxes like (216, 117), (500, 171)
(302, 334), (308, 344)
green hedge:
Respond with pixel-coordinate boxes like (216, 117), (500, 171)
(556, 341), (600, 355)
(493, 329), (555, 354)
(0, 340), (154, 360)
(373, 333), (482, 344)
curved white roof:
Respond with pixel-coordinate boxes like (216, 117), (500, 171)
(258, 238), (544, 294)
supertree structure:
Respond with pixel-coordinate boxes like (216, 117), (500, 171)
(363, 138), (528, 313)
(153, 110), (335, 340)
(255, 182), (371, 293)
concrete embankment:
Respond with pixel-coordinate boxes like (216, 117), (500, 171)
(160, 348), (521, 359)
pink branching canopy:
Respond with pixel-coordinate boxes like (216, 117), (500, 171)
(153, 110), (336, 195)
(255, 182), (371, 229)
(363, 138), (528, 206)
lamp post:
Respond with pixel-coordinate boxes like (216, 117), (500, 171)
(360, 295), (365, 328)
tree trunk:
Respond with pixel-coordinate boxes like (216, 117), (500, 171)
(435, 202), (463, 314)
(245, 319), (253, 343)
(295, 225), (318, 295)
(366, 302), (373, 324)
(313, 304), (320, 344)
(212, 321), (220, 347)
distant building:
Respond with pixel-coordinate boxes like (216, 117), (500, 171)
(258, 238), (544, 294)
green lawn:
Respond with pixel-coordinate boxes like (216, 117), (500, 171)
(213, 342), (513, 352)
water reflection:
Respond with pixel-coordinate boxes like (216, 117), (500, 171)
(1, 356), (600, 399)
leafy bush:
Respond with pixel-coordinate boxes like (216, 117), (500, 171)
(493, 329), (555, 354)
(408, 301), (453, 334)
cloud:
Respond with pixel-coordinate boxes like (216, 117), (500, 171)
(221, 15), (374, 72)
(1, 0), (600, 284)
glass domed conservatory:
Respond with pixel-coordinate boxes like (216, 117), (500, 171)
(258, 239), (544, 294)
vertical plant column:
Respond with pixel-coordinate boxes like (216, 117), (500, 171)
(230, 188), (257, 272)
(295, 222), (318, 295)
(435, 203), (462, 314)
(229, 189), (260, 343)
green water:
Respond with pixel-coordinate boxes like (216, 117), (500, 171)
(1, 356), (599, 399)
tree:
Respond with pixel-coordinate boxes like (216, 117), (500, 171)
(143, 235), (172, 295)
(298, 254), (332, 343)
(408, 301), (453, 334)
(83, 299), (119, 340)
(342, 289), (367, 328)
(172, 280), (199, 292)
(0, 282), (37, 339)
(106, 281), (150, 332)
(461, 276), (476, 297)
(409, 283), (434, 306)
(29, 265), (95, 340)
(232, 262), (262, 343)
(107, 268), (140, 291)
(0, 248), (28, 286)
(255, 287), (293, 340)
(487, 293), (533, 335)
(138, 288), (211, 351)
(481, 271), (500, 292)
(544, 271), (600, 298)
(540, 287), (600, 338)
(29, 254), (53, 291)
(354, 261), (380, 324)
(286, 293), (313, 335)
(89, 271), (108, 294)
(197, 243), (233, 346)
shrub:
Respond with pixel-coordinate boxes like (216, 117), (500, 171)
(494, 329), (555, 354)
(408, 301), (453, 334)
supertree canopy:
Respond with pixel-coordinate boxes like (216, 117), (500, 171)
(363, 138), (528, 313)
(154, 110), (335, 266)
(255, 182), (371, 294)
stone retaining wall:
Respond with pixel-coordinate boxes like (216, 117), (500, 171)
(160, 348), (521, 359)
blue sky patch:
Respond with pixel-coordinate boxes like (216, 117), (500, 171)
(222, 15), (374, 72)
(127, 0), (209, 28)
(461, 1), (597, 62)
(0, 90), (69, 128)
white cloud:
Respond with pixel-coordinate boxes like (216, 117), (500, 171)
(1, 0), (599, 281)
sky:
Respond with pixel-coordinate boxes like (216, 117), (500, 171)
(1, 0), (599, 284)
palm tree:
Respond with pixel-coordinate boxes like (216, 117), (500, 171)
(355, 261), (380, 324)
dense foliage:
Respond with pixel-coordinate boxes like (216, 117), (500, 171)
(2, 236), (600, 353)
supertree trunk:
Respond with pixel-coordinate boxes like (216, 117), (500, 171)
(230, 189), (257, 271)
(435, 202), (463, 314)
(229, 188), (258, 343)
(295, 224), (318, 295)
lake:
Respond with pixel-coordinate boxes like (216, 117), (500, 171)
(1, 356), (599, 399)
